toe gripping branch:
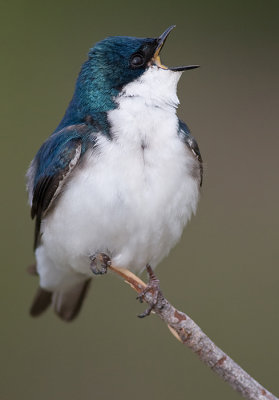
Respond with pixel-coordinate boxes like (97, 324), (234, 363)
(136, 264), (165, 318)
(90, 257), (165, 319)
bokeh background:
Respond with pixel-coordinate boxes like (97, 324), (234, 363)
(1, 1), (279, 399)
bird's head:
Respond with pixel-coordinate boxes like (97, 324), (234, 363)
(59, 26), (198, 130)
(91, 26), (197, 83)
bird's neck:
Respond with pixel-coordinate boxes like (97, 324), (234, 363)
(55, 61), (119, 134)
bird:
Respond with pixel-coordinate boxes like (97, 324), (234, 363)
(26, 25), (203, 322)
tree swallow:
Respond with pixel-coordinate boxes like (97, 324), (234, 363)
(27, 26), (203, 321)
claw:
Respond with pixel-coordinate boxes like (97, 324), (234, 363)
(136, 294), (144, 303)
(138, 305), (153, 318)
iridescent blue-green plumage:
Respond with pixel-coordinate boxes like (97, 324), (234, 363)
(56, 36), (157, 133)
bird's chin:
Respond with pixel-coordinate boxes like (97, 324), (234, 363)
(149, 64), (182, 83)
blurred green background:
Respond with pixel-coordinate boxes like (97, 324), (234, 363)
(1, 0), (279, 399)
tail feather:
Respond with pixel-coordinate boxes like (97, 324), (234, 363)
(30, 287), (52, 317)
(30, 279), (91, 321)
(53, 279), (91, 322)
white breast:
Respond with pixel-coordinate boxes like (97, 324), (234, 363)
(37, 67), (200, 288)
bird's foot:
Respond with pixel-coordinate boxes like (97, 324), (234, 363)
(137, 264), (162, 318)
(90, 253), (111, 275)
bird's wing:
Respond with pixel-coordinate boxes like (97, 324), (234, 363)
(178, 119), (203, 187)
(27, 123), (95, 249)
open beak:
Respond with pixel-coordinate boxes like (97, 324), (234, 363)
(152, 25), (200, 72)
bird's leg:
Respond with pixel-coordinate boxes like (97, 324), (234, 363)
(137, 264), (162, 318)
(90, 253), (111, 275)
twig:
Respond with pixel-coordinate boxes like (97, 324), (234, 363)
(109, 265), (278, 400)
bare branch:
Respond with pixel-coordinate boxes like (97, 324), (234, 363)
(109, 265), (278, 400)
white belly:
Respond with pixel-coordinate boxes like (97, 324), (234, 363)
(36, 97), (200, 289)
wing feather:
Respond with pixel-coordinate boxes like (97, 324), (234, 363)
(179, 120), (203, 186)
(28, 125), (89, 248)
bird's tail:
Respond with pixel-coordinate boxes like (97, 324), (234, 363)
(28, 264), (91, 321)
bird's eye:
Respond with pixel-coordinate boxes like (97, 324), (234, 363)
(130, 54), (145, 68)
